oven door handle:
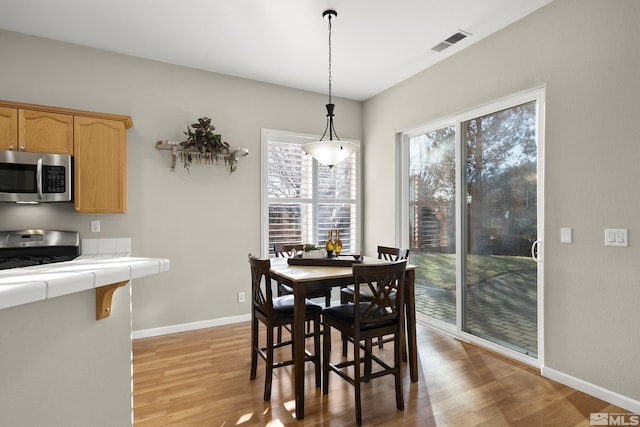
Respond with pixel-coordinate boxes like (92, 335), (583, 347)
(36, 156), (44, 200)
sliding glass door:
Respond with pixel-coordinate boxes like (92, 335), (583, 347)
(462, 100), (539, 357)
(403, 90), (543, 361)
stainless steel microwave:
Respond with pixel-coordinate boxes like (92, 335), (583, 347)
(0, 150), (72, 203)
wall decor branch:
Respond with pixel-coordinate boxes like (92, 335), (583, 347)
(155, 117), (248, 173)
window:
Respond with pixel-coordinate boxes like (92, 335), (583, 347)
(261, 129), (361, 257)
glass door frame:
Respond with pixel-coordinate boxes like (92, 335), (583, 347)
(398, 87), (545, 369)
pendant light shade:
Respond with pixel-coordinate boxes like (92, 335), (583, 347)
(301, 9), (359, 168)
(301, 137), (359, 167)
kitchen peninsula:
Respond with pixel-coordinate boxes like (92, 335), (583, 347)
(0, 241), (169, 427)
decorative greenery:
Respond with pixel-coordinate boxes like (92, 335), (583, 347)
(304, 244), (322, 252)
(179, 117), (237, 173)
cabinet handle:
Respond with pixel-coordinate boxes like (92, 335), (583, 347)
(8, 145), (14, 150)
(19, 146), (25, 151)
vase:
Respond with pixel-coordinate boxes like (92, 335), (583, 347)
(302, 249), (326, 259)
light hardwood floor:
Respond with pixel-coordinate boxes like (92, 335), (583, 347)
(133, 322), (623, 426)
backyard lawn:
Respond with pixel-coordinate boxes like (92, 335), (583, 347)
(410, 253), (536, 290)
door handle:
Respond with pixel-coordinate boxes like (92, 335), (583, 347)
(531, 240), (542, 263)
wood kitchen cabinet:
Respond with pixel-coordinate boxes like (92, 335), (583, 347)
(74, 116), (127, 213)
(1, 99), (132, 213)
(0, 106), (73, 154)
(0, 107), (18, 150)
(19, 109), (74, 154)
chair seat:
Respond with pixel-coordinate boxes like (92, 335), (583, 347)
(277, 272), (330, 343)
(271, 295), (322, 317)
(280, 283), (332, 304)
(279, 284), (295, 294)
(323, 304), (395, 330)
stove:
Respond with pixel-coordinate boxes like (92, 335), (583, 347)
(0, 230), (80, 270)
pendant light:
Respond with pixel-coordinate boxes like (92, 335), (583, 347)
(301, 9), (359, 168)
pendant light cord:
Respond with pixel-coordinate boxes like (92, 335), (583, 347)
(301, 9), (359, 167)
(328, 13), (333, 106)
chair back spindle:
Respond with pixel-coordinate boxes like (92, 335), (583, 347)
(249, 255), (273, 317)
(352, 260), (406, 329)
(377, 245), (410, 261)
(274, 243), (304, 258)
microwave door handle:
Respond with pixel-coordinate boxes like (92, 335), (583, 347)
(36, 157), (44, 200)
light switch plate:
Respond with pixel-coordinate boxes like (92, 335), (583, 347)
(560, 227), (572, 243)
(604, 228), (628, 247)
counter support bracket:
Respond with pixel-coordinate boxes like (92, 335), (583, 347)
(95, 281), (129, 320)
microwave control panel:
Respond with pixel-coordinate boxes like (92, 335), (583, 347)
(43, 165), (67, 193)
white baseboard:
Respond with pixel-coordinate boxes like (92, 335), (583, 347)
(132, 298), (340, 340)
(134, 304), (417, 340)
(542, 365), (640, 415)
(132, 314), (251, 340)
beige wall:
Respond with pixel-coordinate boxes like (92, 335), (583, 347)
(0, 29), (363, 331)
(363, 0), (639, 405)
(1, 0), (639, 414)
(0, 285), (133, 426)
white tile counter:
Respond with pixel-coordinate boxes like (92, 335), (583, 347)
(0, 237), (170, 427)
(0, 255), (170, 310)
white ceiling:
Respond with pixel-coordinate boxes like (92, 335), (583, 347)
(0, 0), (553, 101)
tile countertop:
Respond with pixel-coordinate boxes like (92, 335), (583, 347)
(0, 238), (170, 310)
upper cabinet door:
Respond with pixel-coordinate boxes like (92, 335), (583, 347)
(19, 109), (74, 154)
(0, 107), (18, 151)
(74, 116), (127, 213)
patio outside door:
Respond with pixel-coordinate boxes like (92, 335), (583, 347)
(406, 90), (543, 361)
(462, 99), (539, 358)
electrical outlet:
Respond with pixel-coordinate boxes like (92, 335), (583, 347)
(238, 292), (245, 303)
(90, 220), (101, 233)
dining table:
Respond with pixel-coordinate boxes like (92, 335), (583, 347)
(269, 255), (418, 420)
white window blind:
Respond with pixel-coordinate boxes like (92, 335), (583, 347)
(263, 130), (359, 257)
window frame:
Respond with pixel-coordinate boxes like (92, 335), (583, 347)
(261, 128), (362, 257)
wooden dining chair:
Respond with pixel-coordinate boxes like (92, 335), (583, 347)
(273, 243), (327, 342)
(340, 245), (410, 304)
(340, 246), (410, 353)
(322, 260), (407, 426)
(275, 243), (332, 307)
(273, 243), (304, 259)
(248, 254), (322, 401)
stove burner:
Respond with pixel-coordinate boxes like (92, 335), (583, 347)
(0, 255), (79, 270)
(0, 230), (80, 270)
(0, 258), (39, 269)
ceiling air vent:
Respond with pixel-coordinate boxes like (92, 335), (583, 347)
(431, 30), (470, 52)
